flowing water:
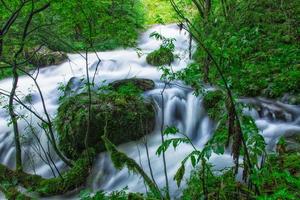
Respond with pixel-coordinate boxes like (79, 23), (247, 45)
(0, 24), (299, 199)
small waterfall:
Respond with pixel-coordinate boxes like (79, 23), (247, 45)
(86, 84), (214, 197)
(0, 24), (300, 199)
(241, 98), (300, 149)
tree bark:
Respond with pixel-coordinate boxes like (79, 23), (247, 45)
(9, 63), (22, 171)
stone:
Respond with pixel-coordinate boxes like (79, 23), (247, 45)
(146, 47), (174, 66)
(24, 46), (67, 67)
(55, 79), (156, 160)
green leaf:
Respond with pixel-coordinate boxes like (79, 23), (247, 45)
(164, 126), (179, 135)
(174, 163), (185, 187)
(191, 155), (196, 167)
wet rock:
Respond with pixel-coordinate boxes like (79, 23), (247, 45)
(23, 93), (39, 104)
(281, 93), (300, 105)
(288, 95), (300, 105)
(109, 78), (155, 91)
(24, 46), (67, 67)
(284, 133), (300, 153)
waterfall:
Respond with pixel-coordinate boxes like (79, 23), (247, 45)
(0, 24), (299, 199)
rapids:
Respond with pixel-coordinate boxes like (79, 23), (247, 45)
(0, 24), (299, 199)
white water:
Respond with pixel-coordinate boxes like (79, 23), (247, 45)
(0, 24), (299, 199)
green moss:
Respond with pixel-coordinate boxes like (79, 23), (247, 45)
(109, 78), (155, 92)
(0, 164), (42, 199)
(0, 150), (96, 197)
(3, 187), (32, 200)
(146, 47), (174, 66)
(55, 80), (156, 160)
(37, 149), (94, 196)
(0, 164), (43, 189)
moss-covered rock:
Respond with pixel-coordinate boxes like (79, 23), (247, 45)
(36, 149), (94, 196)
(0, 164), (43, 189)
(0, 164), (43, 199)
(0, 150), (95, 197)
(55, 79), (156, 160)
(146, 47), (174, 66)
(109, 78), (155, 91)
(24, 46), (67, 67)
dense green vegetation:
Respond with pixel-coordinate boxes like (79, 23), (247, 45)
(0, 0), (145, 80)
(143, 0), (178, 25)
(0, 0), (300, 199)
(183, 152), (300, 200)
(179, 0), (300, 102)
(146, 47), (174, 66)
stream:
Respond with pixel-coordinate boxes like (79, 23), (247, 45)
(0, 24), (299, 199)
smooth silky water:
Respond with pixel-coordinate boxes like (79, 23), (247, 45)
(0, 24), (299, 199)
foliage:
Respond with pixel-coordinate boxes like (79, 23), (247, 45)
(79, 189), (128, 200)
(146, 32), (176, 66)
(0, 0), (146, 81)
(164, 0), (300, 103)
(36, 149), (95, 196)
(43, 0), (145, 51)
(203, 0), (299, 99)
(160, 126), (300, 199)
(146, 47), (174, 67)
(79, 188), (154, 200)
(1, 0), (300, 199)
(0, 0), (145, 57)
(203, 90), (225, 120)
(0, 164), (42, 199)
(252, 153), (300, 200)
(156, 100), (268, 198)
(182, 167), (251, 200)
(143, 0), (178, 25)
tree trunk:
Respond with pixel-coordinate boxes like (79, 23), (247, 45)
(0, 31), (3, 58)
(9, 64), (22, 172)
(203, 56), (210, 83)
(203, 0), (211, 84)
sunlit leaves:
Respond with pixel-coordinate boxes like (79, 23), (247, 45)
(150, 31), (176, 52)
(163, 126), (179, 135)
(156, 137), (190, 156)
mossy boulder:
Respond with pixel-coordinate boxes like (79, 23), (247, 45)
(146, 47), (174, 66)
(109, 78), (155, 91)
(55, 79), (156, 160)
(24, 46), (67, 67)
